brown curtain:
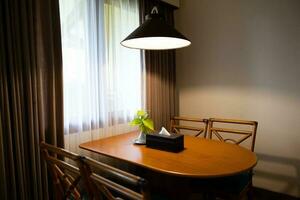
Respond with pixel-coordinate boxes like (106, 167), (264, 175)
(139, 0), (178, 130)
(0, 0), (64, 199)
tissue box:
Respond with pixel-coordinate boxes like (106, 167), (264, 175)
(146, 133), (184, 152)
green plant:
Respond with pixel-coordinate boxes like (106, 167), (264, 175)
(129, 110), (154, 133)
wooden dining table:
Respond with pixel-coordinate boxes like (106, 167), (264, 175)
(79, 131), (257, 198)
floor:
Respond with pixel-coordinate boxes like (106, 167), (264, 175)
(188, 187), (299, 200)
(252, 187), (299, 200)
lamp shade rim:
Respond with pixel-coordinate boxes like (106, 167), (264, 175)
(121, 37), (191, 50)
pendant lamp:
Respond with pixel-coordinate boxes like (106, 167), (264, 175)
(121, 7), (191, 50)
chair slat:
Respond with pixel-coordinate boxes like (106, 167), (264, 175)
(84, 156), (143, 187)
(41, 142), (79, 160)
(209, 118), (257, 125)
(172, 124), (203, 131)
(44, 154), (80, 175)
(40, 142), (148, 200)
(208, 118), (258, 152)
(170, 116), (208, 137)
(173, 116), (208, 122)
(91, 173), (144, 200)
(210, 127), (252, 135)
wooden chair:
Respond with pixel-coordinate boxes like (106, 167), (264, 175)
(40, 142), (148, 200)
(208, 118), (258, 151)
(207, 118), (258, 200)
(170, 116), (208, 137)
(79, 156), (148, 200)
(40, 142), (85, 200)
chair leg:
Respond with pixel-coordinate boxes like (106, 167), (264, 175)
(204, 192), (216, 200)
(247, 184), (253, 200)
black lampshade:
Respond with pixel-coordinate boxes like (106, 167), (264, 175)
(121, 9), (191, 50)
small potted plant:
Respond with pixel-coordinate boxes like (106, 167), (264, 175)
(130, 110), (154, 144)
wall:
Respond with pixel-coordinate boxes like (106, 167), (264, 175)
(175, 0), (300, 197)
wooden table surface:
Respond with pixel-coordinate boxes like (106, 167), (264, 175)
(79, 131), (257, 178)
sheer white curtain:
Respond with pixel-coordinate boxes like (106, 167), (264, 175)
(59, 0), (142, 153)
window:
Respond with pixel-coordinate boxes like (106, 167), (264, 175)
(59, 0), (142, 134)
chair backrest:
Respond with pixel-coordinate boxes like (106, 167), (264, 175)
(40, 142), (84, 200)
(81, 156), (148, 200)
(208, 118), (258, 151)
(170, 116), (208, 137)
(40, 142), (148, 200)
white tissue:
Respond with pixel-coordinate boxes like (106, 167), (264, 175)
(159, 127), (171, 136)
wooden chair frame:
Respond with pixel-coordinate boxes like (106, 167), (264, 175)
(208, 118), (258, 152)
(82, 156), (148, 200)
(207, 118), (258, 200)
(170, 116), (208, 137)
(40, 142), (83, 200)
(40, 142), (148, 200)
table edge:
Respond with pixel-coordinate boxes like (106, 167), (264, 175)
(79, 143), (257, 178)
